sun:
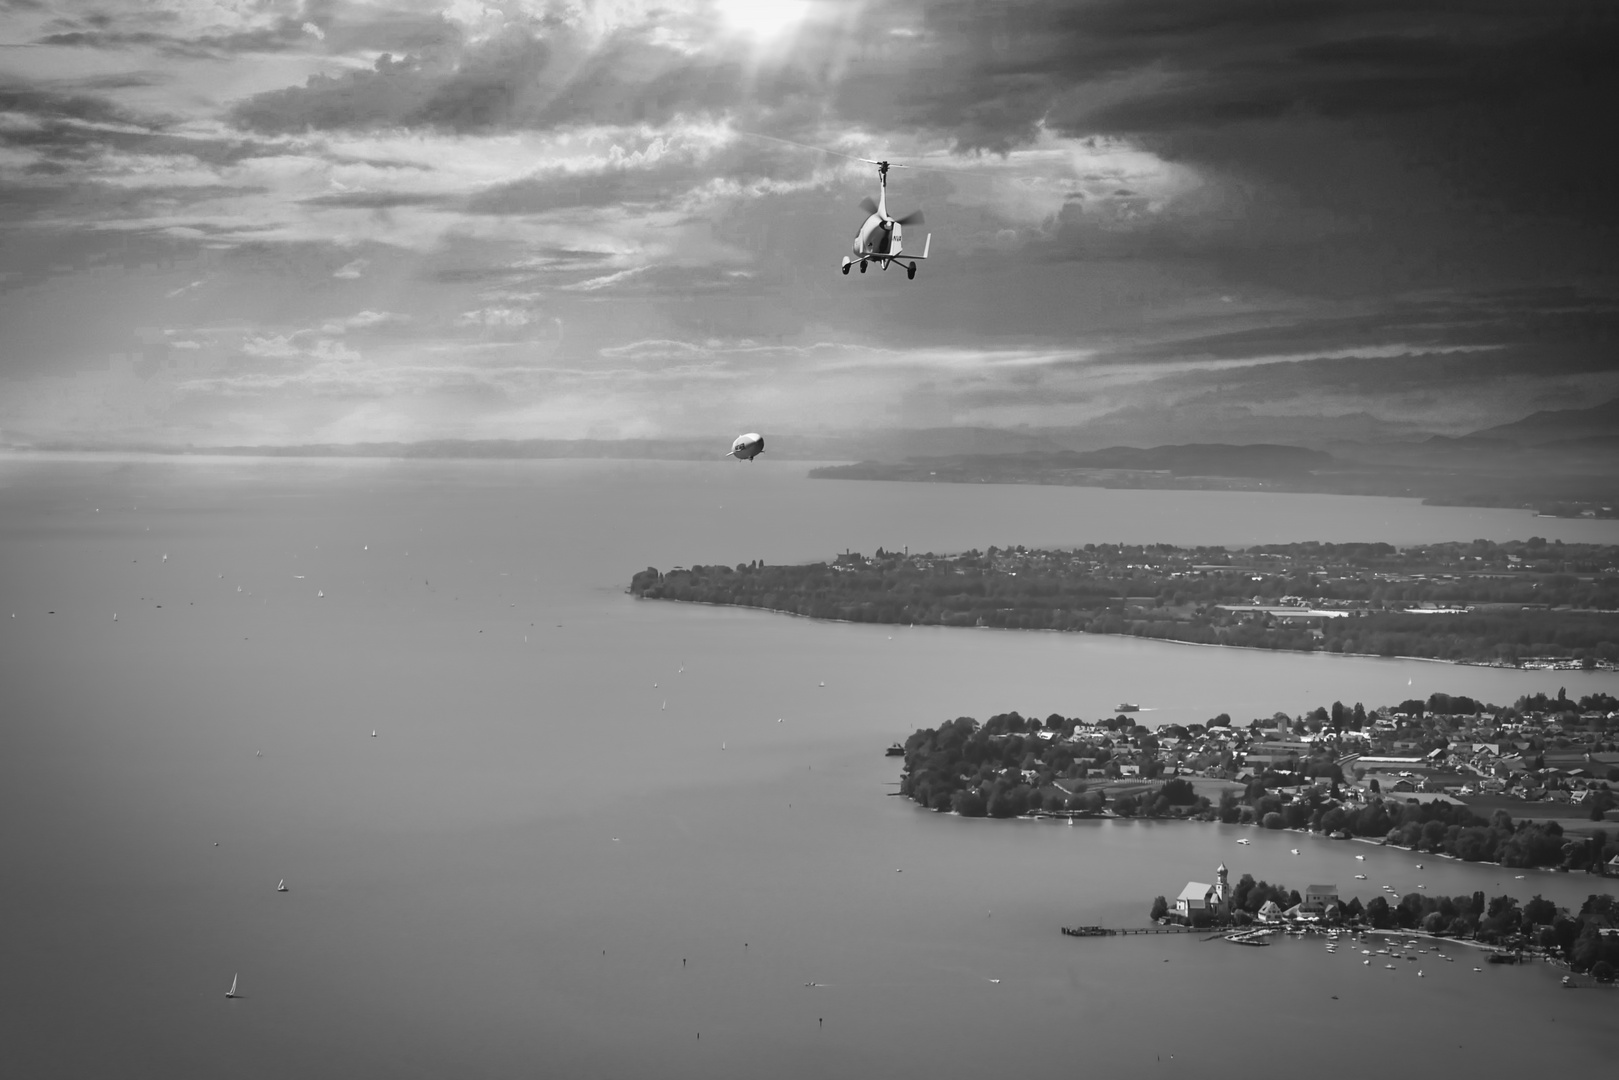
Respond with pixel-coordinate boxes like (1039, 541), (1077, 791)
(713, 0), (811, 41)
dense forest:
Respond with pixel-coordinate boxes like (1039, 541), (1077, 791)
(629, 539), (1619, 665)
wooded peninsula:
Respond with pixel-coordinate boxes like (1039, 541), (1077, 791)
(628, 540), (1619, 667)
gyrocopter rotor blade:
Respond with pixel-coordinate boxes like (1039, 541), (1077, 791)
(859, 197), (879, 216)
(895, 210), (925, 226)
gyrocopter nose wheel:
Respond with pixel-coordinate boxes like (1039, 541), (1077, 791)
(906, 263), (916, 280)
(841, 263), (850, 275)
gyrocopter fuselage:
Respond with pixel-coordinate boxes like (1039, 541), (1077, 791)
(841, 161), (930, 280)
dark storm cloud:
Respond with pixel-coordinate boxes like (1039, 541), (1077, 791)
(299, 191), (449, 209)
(850, 1), (1611, 140)
(36, 20), (309, 59)
(27, 1), (454, 59)
(817, 0), (1619, 288)
(0, 81), (148, 129)
(0, 79), (281, 176)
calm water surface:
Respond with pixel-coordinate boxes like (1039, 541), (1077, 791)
(3, 456), (1616, 1078)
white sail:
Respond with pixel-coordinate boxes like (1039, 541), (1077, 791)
(226, 973), (238, 998)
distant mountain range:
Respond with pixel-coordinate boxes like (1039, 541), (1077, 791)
(19, 399), (1618, 516)
(805, 405), (1619, 517)
(1466, 397), (1619, 445)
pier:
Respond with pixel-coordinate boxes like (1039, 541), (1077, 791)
(1061, 925), (1202, 937)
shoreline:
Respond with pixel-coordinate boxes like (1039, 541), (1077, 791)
(636, 596), (1609, 673)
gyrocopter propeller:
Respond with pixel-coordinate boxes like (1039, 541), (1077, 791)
(841, 160), (930, 280)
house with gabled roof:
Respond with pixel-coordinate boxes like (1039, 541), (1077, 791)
(1303, 884), (1339, 913)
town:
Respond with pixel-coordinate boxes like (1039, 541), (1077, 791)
(628, 539), (1619, 667)
(893, 690), (1619, 866)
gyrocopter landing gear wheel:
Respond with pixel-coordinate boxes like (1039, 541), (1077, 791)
(906, 263), (916, 280)
(841, 263), (850, 275)
(859, 261), (867, 273)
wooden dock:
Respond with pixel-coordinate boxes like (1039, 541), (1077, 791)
(1061, 925), (1201, 937)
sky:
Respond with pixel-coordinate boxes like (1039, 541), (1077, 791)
(1, 0), (1617, 447)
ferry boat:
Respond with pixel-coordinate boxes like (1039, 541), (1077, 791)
(1114, 703), (1140, 713)
(884, 743), (905, 757)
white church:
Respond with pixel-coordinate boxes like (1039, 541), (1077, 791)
(1174, 863), (1231, 920)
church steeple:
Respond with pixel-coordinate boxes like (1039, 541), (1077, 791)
(1216, 863), (1229, 904)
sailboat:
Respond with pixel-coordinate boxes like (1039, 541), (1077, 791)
(225, 973), (238, 999)
(276, 879), (287, 892)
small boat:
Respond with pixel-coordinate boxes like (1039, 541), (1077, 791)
(1385, 963), (1396, 969)
(1354, 855), (1365, 860)
(276, 879), (287, 892)
(1236, 838), (1251, 845)
(1354, 874), (1366, 879)
(371, 730), (376, 737)
(884, 743), (905, 757)
(1289, 849), (1299, 855)
(1114, 703), (1139, 713)
(225, 973), (238, 999)
(317, 590), (324, 598)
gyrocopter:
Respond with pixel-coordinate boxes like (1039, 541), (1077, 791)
(841, 160), (930, 280)
(728, 432), (764, 461)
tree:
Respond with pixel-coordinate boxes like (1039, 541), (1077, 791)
(1523, 895), (1557, 928)
(1262, 811), (1284, 830)
(1421, 820), (1448, 851)
(1150, 895), (1169, 921)
(1113, 794), (1139, 818)
(1572, 923), (1604, 971)
(953, 789), (987, 817)
(1366, 895), (1392, 929)
(1160, 778), (1197, 805)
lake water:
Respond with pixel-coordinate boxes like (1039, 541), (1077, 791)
(3, 455), (1616, 1077)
